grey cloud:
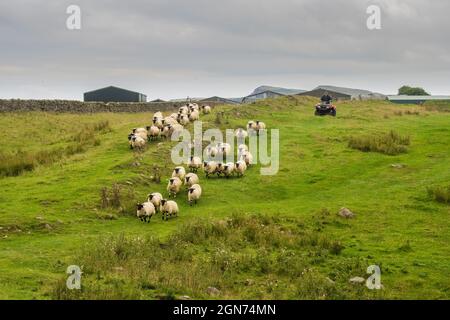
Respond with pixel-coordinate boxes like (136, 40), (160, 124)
(0, 0), (449, 99)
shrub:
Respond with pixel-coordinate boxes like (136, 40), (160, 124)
(348, 130), (410, 155)
(427, 185), (450, 204)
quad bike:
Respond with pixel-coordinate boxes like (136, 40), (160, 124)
(314, 102), (336, 116)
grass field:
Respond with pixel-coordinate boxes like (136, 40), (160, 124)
(0, 96), (449, 299)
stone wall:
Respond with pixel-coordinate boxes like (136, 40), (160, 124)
(0, 99), (224, 113)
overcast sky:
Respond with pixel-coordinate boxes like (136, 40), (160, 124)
(0, 0), (449, 100)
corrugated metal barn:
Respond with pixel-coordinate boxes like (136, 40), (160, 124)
(84, 86), (147, 103)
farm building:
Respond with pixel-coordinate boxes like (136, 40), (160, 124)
(387, 95), (450, 104)
(298, 85), (386, 101)
(199, 96), (239, 104)
(242, 90), (285, 103)
(84, 86), (147, 103)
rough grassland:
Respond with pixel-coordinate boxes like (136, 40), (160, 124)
(0, 97), (449, 299)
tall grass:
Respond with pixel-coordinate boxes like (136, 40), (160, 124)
(348, 130), (410, 155)
(427, 185), (450, 204)
(51, 215), (382, 300)
(0, 121), (110, 177)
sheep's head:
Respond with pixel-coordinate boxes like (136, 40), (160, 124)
(148, 194), (154, 200)
(188, 188), (195, 194)
(136, 203), (144, 210)
(161, 199), (167, 206)
(169, 178), (175, 185)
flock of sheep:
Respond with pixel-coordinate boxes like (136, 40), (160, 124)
(129, 102), (266, 223)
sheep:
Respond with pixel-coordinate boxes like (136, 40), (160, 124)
(167, 177), (183, 198)
(188, 184), (202, 206)
(172, 166), (186, 180)
(136, 201), (156, 223)
(131, 135), (146, 150)
(216, 162), (225, 177)
(147, 125), (161, 141)
(178, 114), (190, 126)
(153, 117), (164, 129)
(163, 116), (178, 126)
(190, 103), (200, 111)
(240, 150), (254, 166)
(203, 161), (218, 178)
(235, 160), (247, 177)
(235, 128), (248, 140)
(188, 109), (200, 122)
(206, 145), (219, 159)
(170, 123), (184, 137)
(187, 155), (202, 172)
(223, 162), (235, 178)
(217, 142), (231, 157)
(237, 144), (248, 158)
(133, 127), (148, 140)
(247, 121), (257, 131)
(185, 172), (199, 187)
(161, 125), (171, 139)
(179, 105), (189, 115)
(147, 192), (163, 212)
(201, 105), (211, 114)
(153, 111), (163, 119)
(128, 133), (135, 149)
(256, 120), (266, 134)
(160, 199), (179, 221)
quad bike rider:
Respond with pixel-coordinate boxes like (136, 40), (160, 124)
(315, 91), (336, 116)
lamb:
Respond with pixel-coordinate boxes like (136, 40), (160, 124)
(153, 111), (163, 119)
(201, 105), (211, 114)
(131, 135), (146, 150)
(187, 184), (202, 206)
(187, 156), (202, 172)
(147, 192), (163, 212)
(160, 199), (179, 221)
(240, 150), (254, 166)
(235, 160), (247, 177)
(167, 177), (183, 198)
(153, 117), (164, 129)
(185, 172), (199, 187)
(203, 161), (218, 178)
(188, 109), (200, 122)
(147, 125), (161, 140)
(217, 142), (231, 157)
(172, 166), (186, 181)
(247, 121), (257, 131)
(136, 201), (156, 223)
(235, 128), (248, 140)
(223, 162), (235, 178)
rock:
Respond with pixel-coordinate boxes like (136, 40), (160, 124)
(349, 276), (365, 284)
(35, 216), (44, 220)
(44, 223), (52, 230)
(179, 295), (191, 300)
(206, 286), (220, 296)
(245, 279), (254, 286)
(338, 207), (355, 219)
(390, 164), (405, 169)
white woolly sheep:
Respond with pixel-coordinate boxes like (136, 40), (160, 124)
(201, 105), (211, 114)
(188, 110), (200, 122)
(235, 128), (248, 140)
(185, 172), (199, 187)
(147, 192), (163, 212)
(240, 151), (254, 166)
(167, 177), (183, 198)
(188, 184), (202, 206)
(217, 142), (231, 157)
(235, 160), (247, 177)
(172, 166), (186, 181)
(256, 120), (266, 134)
(216, 162), (225, 177)
(179, 106), (189, 115)
(178, 114), (190, 126)
(161, 125), (171, 139)
(160, 199), (179, 221)
(206, 145), (218, 158)
(131, 135), (146, 150)
(203, 161), (218, 178)
(147, 125), (161, 140)
(136, 201), (156, 223)
(187, 156), (202, 172)
(223, 162), (235, 178)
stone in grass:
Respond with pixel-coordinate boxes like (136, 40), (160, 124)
(206, 287), (220, 296)
(349, 277), (366, 284)
(338, 207), (355, 219)
(178, 295), (192, 300)
(390, 163), (406, 169)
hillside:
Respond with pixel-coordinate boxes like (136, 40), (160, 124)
(0, 97), (449, 299)
(251, 85), (306, 95)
